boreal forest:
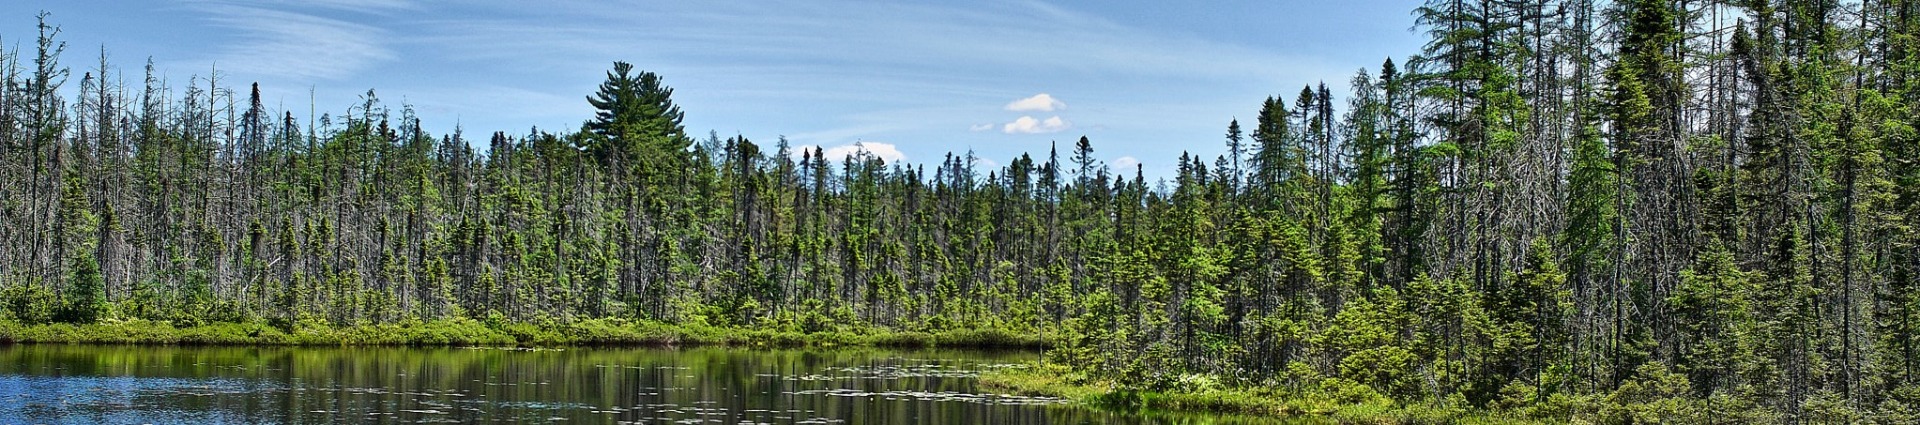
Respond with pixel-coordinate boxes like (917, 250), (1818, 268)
(6, 0), (1920, 422)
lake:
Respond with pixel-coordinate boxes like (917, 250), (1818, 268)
(0, 344), (1284, 424)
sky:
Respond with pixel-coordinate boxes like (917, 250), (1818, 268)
(4, 0), (1426, 180)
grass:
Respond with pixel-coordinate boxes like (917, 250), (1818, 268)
(0, 317), (1052, 349)
(979, 363), (1558, 425)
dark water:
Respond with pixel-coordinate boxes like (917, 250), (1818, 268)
(0, 344), (1285, 424)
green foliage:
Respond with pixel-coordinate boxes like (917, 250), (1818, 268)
(583, 61), (689, 170)
(1, 280), (59, 325)
(58, 251), (107, 324)
(0, 316), (1043, 349)
(1669, 241), (1757, 395)
(1602, 363), (1697, 424)
(5, 3), (1919, 421)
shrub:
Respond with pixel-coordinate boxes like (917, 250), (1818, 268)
(2, 282), (59, 324)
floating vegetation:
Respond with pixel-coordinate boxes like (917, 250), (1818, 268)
(789, 388), (1068, 406)
(459, 346), (565, 352)
(824, 364), (981, 379)
(785, 374), (837, 381)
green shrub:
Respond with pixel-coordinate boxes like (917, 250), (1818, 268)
(1601, 362), (1697, 424)
(2, 284), (59, 324)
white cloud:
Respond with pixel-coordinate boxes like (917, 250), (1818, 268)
(972, 156), (1001, 171)
(794, 142), (907, 164)
(1004, 93), (1065, 112)
(1002, 116), (1071, 134)
(969, 123), (995, 132)
(1113, 156), (1141, 171)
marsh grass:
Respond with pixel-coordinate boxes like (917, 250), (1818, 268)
(979, 363), (1558, 425)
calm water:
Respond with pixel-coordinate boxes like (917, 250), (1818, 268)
(0, 344), (1285, 424)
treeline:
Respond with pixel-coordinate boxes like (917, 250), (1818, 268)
(4, 0), (1920, 421)
(0, 15), (1112, 337)
(1041, 0), (1920, 422)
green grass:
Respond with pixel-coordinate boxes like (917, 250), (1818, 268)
(0, 317), (1052, 349)
(979, 364), (1557, 425)
(978, 363), (1110, 400)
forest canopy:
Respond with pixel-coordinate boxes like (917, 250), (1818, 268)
(5, 0), (1920, 422)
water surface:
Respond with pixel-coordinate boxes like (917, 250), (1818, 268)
(0, 344), (1283, 424)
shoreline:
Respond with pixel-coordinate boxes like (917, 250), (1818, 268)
(977, 363), (1552, 425)
(0, 318), (1051, 350)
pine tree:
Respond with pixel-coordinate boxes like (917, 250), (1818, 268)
(584, 61), (691, 184)
(1669, 240), (1756, 396)
(59, 250), (106, 324)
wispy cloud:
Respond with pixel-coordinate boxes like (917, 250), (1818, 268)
(187, 3), (395, 81)
(406, 1), (1337, 143)
(1003, 116), (1070, 134)
(1113, 156), (1141, 171)
(1005, 93), (1064, 112)
(240, 0), (417, 14)
(25, 0), (1420, 183)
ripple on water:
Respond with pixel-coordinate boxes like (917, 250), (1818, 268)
(0, 347), (1090, 424)
(0, 375), (283, 424)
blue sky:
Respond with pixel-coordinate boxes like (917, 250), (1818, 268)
(5, 0), (1425, 179)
